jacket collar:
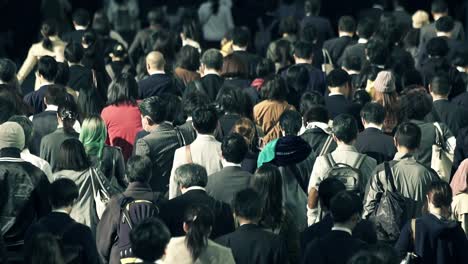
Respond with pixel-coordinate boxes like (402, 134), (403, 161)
(237, 223), (260, 231)
(195, 134), (217, 142)
(0, 148), (22, 158)
(335, 144), (357, 152)
(394, 152), (415, 161)
(125, 182), (153, 193)
(150, 122), (175, 134)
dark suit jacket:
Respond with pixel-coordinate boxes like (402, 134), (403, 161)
(300, 15), (334, 47)
(216, 224), (288, 264)
(24, 84), (73, 114)
(62, 29), (86, 44)
(338, 43), (366, 67)
(25, 212), (99, 264)
(176, 120), (197, 146)
(40, 128), (79, 171)
(426, 99), (468, 137)
(323, 36), (356, 67)
(30, 110), (58, 156)
(301, 127), (337, 155)
(324, 94), (352, 120)
(232, 50), (261, 79)
(185, 74), (224, 102)
(206, 166), (252, 204)
(68, 64), (94, 92)
(138, 73), (179, 99)
(301, 229), (366, 264)
(419, 21), (465, 48)
(215, 114), (242, 141)
(282, 63), (327, 95)
(355, 127), (397, 163)
(161, 189), (235, 238)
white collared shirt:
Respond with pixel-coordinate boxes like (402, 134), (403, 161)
(21, 149), (53, 181)
(222, 160), (242, 168)
(332, 226), (353, 235)
(328, 92), (345, 96)
(365, 123), (383, 130)
(358, 38), (368, 44)
(184, 186), (206, 193)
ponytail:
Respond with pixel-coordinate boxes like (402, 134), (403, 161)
(40, 20), (58, 51)
(58, 101), (79, 135)
(183, 205), (214, 261)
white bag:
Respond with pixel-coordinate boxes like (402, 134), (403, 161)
(431, 123), (454, 182)
(321, 49), (334, 74)
(89, 168), (111, 219)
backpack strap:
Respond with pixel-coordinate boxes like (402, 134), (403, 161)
(383, 161), (397, 192)
(319, 135), (333, 156)
(193, 80), (205, 94)
(185, 145), (193, 163)
(354, 154), (367, 170)
(174, 127), (186, 147)
(105, 64), (116, 81)
(325, 153), (336, 168)
(410, 218), (417, 245)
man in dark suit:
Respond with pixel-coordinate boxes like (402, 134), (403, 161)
(426, 75), (468, 137)
(206, 133), (252, 204)
(134, 97), (183, 193)
(64, 42), (93, 92)
(323, 16), (357, 67)
(216, 189), (288, 264)
(324, 69), (352, 119)
(161, 164), (235, 238)
(185, 49), (224, 101)
(301, 191), (366, 264)
(62, 9), (90, 44)
(338, 18), (375, 67)
(138, 51), (180, 99)
(300, 0), (334, 47)
(356, 103), (397, 163)
(231, 27), (261, 79)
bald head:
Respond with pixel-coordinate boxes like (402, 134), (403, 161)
(146, 51), (165, 72)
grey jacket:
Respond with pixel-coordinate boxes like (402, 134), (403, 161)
(363, 153), (440, 219)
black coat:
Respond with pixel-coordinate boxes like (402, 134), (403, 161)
(68, 64), (94, 92)
(137, 73), (180, 99)
(40, 128), (79, 172)
(323, 36), (356, 67)
(24, 84), (74, 114)
(30, 110), (58, 156)
(324, 94), (353, 120)
(355, 127), (397, 163)
(300, 16), (334, 47)
(185, 74), (224, 102)
(216, 224), (288, 264)
(338, 43), (366, 68)
(160, 189), (235, 238)
(205, 166), (252, 205)
(426, 99), (468, 137)
(301, 127), (337, 155)
(395, 214), (468, 264)
(176, 121), (197, 146)
(232, 50), (261, 79)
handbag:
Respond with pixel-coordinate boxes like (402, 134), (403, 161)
(321, 49), (334, 74)
(431, 122), (454, 182)
(89, 168), (112, 219)
(400, 219), (420, 264)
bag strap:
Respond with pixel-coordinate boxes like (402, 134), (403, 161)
(411, 218), (417, 245)
(433, 122), (444, 146)
(319, 135), (333, 156)
(263, 119), (280, 136)
(322, 49), (333, 65)
(325, 153), (336, 168)
(193, 80), (205, 94)
(383, 161), (397, 192)
(185, 145), (193, 163)
(354, 154), (367, 170)
(105, 64), (116, 80)
(174, 127), (186, 147)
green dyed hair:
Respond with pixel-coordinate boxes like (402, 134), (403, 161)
(79, 114), (107, 158)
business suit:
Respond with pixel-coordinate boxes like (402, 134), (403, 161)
(338, 43), (366, 67)
(216, 224), (288, 264)
(419, 21), (465, 48)
(24, 84), (73, 114)
(426, 99), (468, 137)
(324, 94), (353, 120)
(355, 127), (397, 163)
(161, 189), (235, 238)
(68, 64), (94, 92)
(138, 73), (179, 99)
(206, 166), (252, 204)
(301, 229), (366, 264)
(40, 128), (79, 171)
(323, 36), (356, 67)
(62, 29), (86, 44)
(300, 15), (334, 47)
(185, 74), (224, 102)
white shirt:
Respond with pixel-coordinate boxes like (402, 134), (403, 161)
(332, 226), (353, 235)
(21, 149), (53, 181)
(221, 160), (241, 167)
(365, 123), (383, 130)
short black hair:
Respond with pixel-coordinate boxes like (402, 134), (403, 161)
(430, 75), (451, 96)
(360, 102), (386, 125)
(293, 41), (313, 60)
(300, 91), (325, 115)
(303, 105), (329, 124)
(0, 97), (15, 124)
(305, 0), (321, 15)
(332, 114), (358, 144)
(139, 96), (167, 125)
(319, 178), (346, 209)
(232, 27), (250, 47)
(201, 49), (223, 71)
(279, 16), (298, 35)
(232, 188), (262, 221)
(0, 58), (17, 83)
(130, 218), (171, 262)
(338, 16), (356, 33)
(330, 190), (362, 223)
(261, 76), (288, 101)
(72, 8), (91, 26)
(400, 90), (432, 120)
(402, 69), (423, 88)
(256, 58), (275, 78)
(300, 25), (318, 43)
(192, 105), (218, 134)
(44, 84), (67, 106)
(357, 18), (375, 39)
(182, 91), (206, 116)
(279, 110), (302, 136)
(395, 122), (421, 150)
(327, 69), (350, 87)
(64, 42), (84, 64)
(435, 16), (455, 32)
(127, 155), (153, 183)
(426, 37), (449, 57)
(343, 55), (362, 71)
(147, 8), (166, 25)
(222, 133), (248, 163)
(49, 178), (79, 208)
(366, 39), (388, 65)
(55, 62), (69, 86)
(37, 56), (58, 81)
(431, 0), (448, 13)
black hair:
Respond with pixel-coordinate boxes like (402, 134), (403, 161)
(92, 15), (111, 36)
(261, 76), (288, 101)
(427, 181), (452, 208)
(399, 90), (432, 121)
(303, 105), (329, 124)
(107, 73), (138, 106)
(430, 75), (451, 96)
(183, 205), (214, 261)
(221, 53), (249, 78)
(366, 39), (388, 65)
(72, 8), (91, 26)
(279, 110), (302, 136)
(182, 91), (206, 117)
(44, 84), (67, 106)
(348, 251), (382, 264)
(0, 96), (15, 124)
(110, 43), (128, 59)
(360, 102), (386, 125)
(300, 25), (318, 43)
(55, 139), (90, 172)
(64, 42), (84, 64)
(338, 16), (356, 33)
(160, 93), (184, 125)
(222, 133), (248, 163)
(57, 100), (79, 135)
(353, 89), (372, 106)
(40, 20), (58, 51)
(8, 115), (33, 147)
(300, 92), (325, 115)
(305, 0), (321, 15)
(395, 122), (421, 150)
(232, 27), (250, 47)
(271, 39), (294, 67)
(0, 58), (17, 83)
(426, 37), (449, 57)
(209, 0), (220, 15)
(126, 155), (153, 183)
(293, 41), (313, 60)
(139, 96), (167, 125)
(401, 69), (423, 88)
(332, 114), (358, 144)
(327, 69), (350, 87)
(252, 164), (284, 229)
(151, 30), (176, 63)
(431, 0), (448, 13)
(201, 49), (223, 71)
(318, 178), (346, 210)
(181, 19), (202, 43)
(278, 16), (298, 36)
(435, 16), (454, 32)
(330, 190), (362, 223)
(343, 55), (362, 71)
(192, 105), (218, 134)
(232, 188), (262, 221)
(286, 64), (310, 95)
(77, 85), (104, 118)
(357, 18), (375, 39)
(256, 58), (275, 79)
(130, 218), (171, 262)
(37, 56), (58, 82)
(176, 45), (200, 72)
(54, 62), (69, 86)
(49, 178), (79, 208)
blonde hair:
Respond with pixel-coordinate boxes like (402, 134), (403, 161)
(232, 117), (256, 146)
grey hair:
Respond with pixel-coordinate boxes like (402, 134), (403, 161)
(175, 164), (208, 188)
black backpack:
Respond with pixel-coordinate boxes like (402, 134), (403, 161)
(117, 197), (159, 262)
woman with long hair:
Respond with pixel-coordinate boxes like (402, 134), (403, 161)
(17, 20), (66, 87)
(164, 205), (235, 263)
(80, 115), (127, 190)
(372, 71), (400, 135)
(174, 45), (201, 86)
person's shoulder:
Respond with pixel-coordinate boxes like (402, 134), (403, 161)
(207, 239), (233, 254)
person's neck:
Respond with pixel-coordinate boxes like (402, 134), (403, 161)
(429, 206), (450, 219)
(74, 25), (87, 31)
(396, 147), (413, 156)
(333, 222), (355, 233)
(328, 88), (345, 95)
(337, 140), (355, 148)
(344, 68), (360, 75)
(146, 124), (160, 133)
(432, 94), (448, 101)
(295, 58), (312, 65)
(233, 45), (247, 51)
(237, 217), (257, 226)
(148, 69), (165, 75)
(52, 207), (72, 214)
(436, 31), (452, 38)
(339, 31), (354, 38)
(202, 69), (220, 77)
(112, 58), (124, 62)
(364, 123), (383, 130)
(39, 80), (54, 87)
(433, 14), (446, 21)
(358, 38), (368, 44)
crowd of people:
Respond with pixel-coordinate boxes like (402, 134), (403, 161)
(1, 0), (468, 263)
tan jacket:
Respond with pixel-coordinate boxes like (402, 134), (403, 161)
(452, 193), (468, 237)
(17, 36), (66, 87)
(254, 100), (295, 145)
(164, 237), (235, 264)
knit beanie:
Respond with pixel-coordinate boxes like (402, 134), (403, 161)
(257, 136), (311, 167)
(374, 71), (396, 93)
(0, 122), (25, 150)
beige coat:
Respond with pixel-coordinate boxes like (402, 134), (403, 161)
(452, 193), (468, 237)
(253, 99), (295, 145)
(164, 237), (235, 264)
